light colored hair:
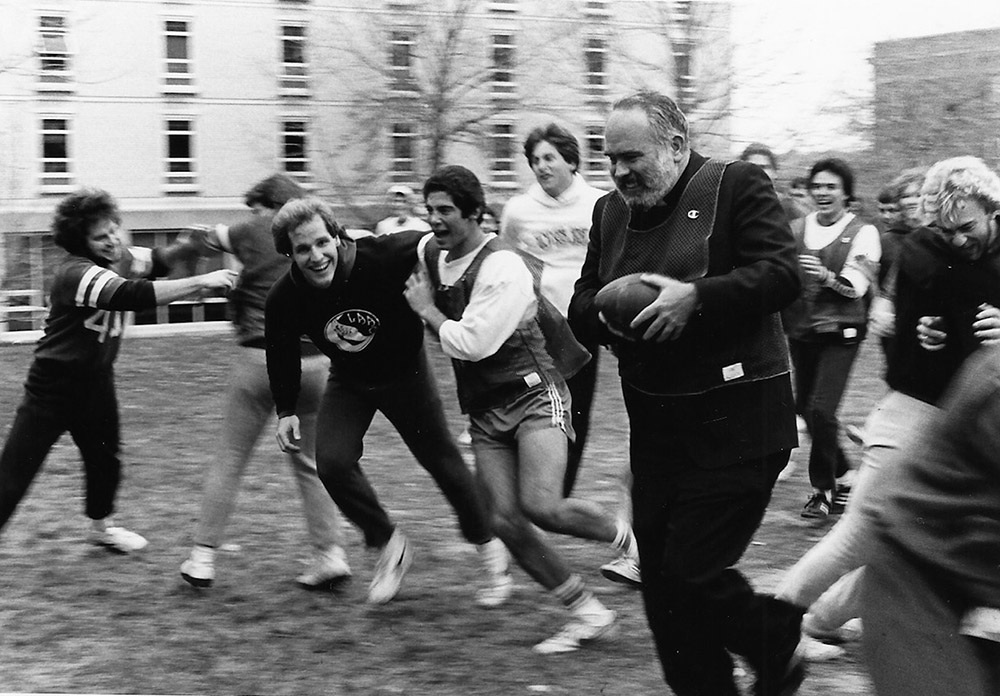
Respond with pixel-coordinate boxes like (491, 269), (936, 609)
(921, 156), (1000, 227)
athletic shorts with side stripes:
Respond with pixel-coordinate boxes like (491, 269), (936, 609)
(468, 380), (576, 450)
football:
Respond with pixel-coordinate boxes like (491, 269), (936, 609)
(594, 273), (659, 337)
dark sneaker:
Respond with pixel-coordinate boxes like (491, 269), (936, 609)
(801, 492), (830, 520)
(830, 485), (851, 515)
(754, 647), (807, 696)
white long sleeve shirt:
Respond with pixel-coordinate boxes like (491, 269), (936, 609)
(417, 233), (535, 362)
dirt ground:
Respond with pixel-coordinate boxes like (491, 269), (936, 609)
(0, 331), (884, 695)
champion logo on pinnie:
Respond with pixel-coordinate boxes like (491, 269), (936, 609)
(325, 309), (379, 352)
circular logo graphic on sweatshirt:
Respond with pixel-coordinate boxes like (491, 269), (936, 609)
(324, 309), (379, 352)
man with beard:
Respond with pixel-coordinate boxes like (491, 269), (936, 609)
(569, 91), (805, 695)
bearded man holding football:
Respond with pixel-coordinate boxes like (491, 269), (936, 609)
(264, 197), (509, 607)
(568, 91), (805, 696)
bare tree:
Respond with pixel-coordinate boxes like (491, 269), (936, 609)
(308, 0), (579, 217)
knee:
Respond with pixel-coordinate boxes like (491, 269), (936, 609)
(489, 510), (531, 547)
(314, 451), (354, 484)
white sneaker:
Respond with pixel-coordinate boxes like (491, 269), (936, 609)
(476, 538), (513, 608)
(533, 609), (618, 655)
(297, 545), (352, 590)
(180, 545), (216, 588)
(367, 528), (413, 604)
(90, 526), (147, 554)
(802, 614), (862, 643)
(799, 634), (846, 662)
(600, 553), (641, 587)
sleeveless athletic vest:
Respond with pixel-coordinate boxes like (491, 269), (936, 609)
(597, 159), (791, 395)
(424, 237), (590, 413)
(782, 215), (871, 341)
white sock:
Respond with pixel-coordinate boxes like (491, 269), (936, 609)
(612, 517), (636, 556)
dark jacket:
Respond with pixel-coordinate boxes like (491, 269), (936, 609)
(569, 151), (801, 465)
(887, 224), (1000, 405)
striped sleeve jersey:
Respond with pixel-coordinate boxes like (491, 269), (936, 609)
(33, 249), (159, 371)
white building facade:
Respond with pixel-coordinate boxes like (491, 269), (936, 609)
(0, 0), (731, 330)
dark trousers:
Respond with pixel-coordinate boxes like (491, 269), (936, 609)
(624, 385), (802, 696)
(0, 364), (122, 531)
(315, 347), (491, 548)
(862, 535), (1000, 696)
(789, 338), (860, 491)
(563, 345), (600, 497)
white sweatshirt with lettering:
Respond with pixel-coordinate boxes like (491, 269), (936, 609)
(500, 174), (606, 317)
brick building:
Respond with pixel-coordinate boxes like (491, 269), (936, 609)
(872, 27), (1000, 184)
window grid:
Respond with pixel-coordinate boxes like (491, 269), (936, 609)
(490, 33), (516, 95)
(39, 117), (73, 189)
(163, 19), (193, 89)
(490, 122), (517, 185)
(584, 125), (606, 175)
(487, 0), (518, 14)
(584, 36), (608, 98)
(282, 119), (310, 181)
(164, 118), (197, 188)
(389, 31), (416, 93)
(390, 123), (417, 183)
(281, 24), (309, 92)
(582, 0), (612, 16)
(37, 15), (71, 84)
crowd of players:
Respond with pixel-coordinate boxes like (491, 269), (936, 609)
(1, 88), (999, 695)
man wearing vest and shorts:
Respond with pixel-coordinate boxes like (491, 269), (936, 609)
(569, 91), (805, 695)
(403, 165), (639, 656)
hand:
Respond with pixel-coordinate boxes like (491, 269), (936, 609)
(973, 303), (1000, 345)
(798, 254), (833, 283)
(276, 415), (301, 453)
(917, 315), (947, 351)
(181, 225), (216, 252)
(200, 269), (239, 293)
(868, 295), (896, 339)
(404, 267), (435, 316)
(630, 274), (698, 343)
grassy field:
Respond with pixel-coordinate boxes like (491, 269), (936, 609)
(0, 331), (884, 695)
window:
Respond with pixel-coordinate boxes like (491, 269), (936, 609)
(163, 19), (194, 91)
(282, 119), (310, 181)
(164, 118), (197, 189)
(487, 0), (518, 13)
(582, 0), (611, 16)
(280, 24), (309, 93)
(390, 123), (416, 182)
(490, 34), (516, 95)
(37, 15), (71, 85)
(584, 37), (608, 93)
(39, 117), (73, 189)
(490, 122), (517, 185)
(389, 30), (416, 92)
(584, 125), (606, 175)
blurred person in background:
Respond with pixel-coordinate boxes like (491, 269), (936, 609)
(177, 174), (347, 591)
(740, 142), (810, 223)
(860, 345), (1000, 696)
(777, 155), (1000, 659)
(782, 158), (881, 521)
(0, 188), (237, 552)
(374, 185), (431, 236)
